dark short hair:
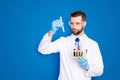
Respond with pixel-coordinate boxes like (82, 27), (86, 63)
(71, 11), (86, 21)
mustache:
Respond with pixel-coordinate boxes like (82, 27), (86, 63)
(72, 28), (78, 30)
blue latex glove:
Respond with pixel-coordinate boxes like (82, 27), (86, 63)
(50, 19), (64, 35)
(77, 56), (89, 70)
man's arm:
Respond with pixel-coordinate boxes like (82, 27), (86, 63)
(38, 18), (64, 54)
(38, 32), (55, 54)
(84, 43), (104, 77)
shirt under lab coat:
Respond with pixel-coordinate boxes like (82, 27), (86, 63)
(38, 33), (104, 80)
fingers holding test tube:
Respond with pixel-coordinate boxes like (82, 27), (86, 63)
(50, 16), (65, 35)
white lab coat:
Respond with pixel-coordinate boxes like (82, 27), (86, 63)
(38, 33), (104, 80)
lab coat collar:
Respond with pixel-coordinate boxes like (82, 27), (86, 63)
(71, 34), (88, 41)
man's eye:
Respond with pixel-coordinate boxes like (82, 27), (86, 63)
(76, 23), (80, 25)
(70, 22), (74, 25)
(76, 23), (82, 25)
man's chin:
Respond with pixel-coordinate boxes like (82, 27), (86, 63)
(72, 30), (77, 33)
(72, 32), (78, 35)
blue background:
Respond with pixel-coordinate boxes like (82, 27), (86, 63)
(0, 0), (120, 80)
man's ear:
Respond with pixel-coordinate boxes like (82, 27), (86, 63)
(83, 21), (87, 27)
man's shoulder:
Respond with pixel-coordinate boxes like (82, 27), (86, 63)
(57, 35), (73, 43)
(85, 35), (98, 46)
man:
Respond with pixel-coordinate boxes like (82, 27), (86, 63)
(38, 10), (104, 80)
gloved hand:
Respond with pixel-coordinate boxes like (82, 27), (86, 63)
(77, 56), (89, 70)
(50, 19), (64, 35)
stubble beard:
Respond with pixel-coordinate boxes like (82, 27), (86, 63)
(72, 26), (84, 35)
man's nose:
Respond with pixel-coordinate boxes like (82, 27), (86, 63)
(72, 24), (76, 28)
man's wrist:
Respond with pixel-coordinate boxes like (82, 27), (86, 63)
(49, 29), (56, 35)
(48, 32), (53, 37)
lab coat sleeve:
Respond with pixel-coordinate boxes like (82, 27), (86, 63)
(84, 43), (104, 77)
(38, 33), (61, 54)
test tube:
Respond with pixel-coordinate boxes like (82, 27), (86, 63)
(60, 16), (65, 32)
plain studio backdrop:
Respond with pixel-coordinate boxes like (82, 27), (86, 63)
(0, 0), (120, 80)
